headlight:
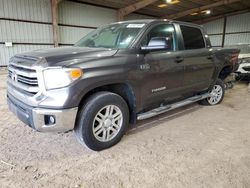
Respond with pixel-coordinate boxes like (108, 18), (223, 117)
(43, 68), (82, 90)
(239, 58), (250, 64)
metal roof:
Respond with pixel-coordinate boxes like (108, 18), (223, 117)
(70, 0), (250, 23)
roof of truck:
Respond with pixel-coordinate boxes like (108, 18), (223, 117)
(114, 19), (203, 28)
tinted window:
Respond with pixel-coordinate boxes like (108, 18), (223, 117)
(180, 25), (205, 50)
(141, 24), (176, 51)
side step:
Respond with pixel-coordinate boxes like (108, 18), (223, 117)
(137, 93), (210, 120)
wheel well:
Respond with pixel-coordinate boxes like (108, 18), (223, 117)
(218, 66), (232, 80)
(78, 83), (137, 125)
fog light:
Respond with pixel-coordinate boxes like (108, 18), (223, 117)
(44, 115), (56, 125)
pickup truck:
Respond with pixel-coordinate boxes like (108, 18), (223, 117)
(7, 19), (239, 151)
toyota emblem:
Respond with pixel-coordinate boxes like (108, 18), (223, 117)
(11, 71), (18, 82)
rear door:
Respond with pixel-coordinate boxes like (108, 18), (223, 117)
(178, 25), (215, 94)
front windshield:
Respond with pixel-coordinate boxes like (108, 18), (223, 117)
(74, 23), (146, 49)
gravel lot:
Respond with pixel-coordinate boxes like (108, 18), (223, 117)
(0, 70), (250, 188)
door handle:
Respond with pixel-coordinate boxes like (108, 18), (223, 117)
(207, 55), (213, 60)
(140, 63), (151, 70)
(175, 56), (184, 63)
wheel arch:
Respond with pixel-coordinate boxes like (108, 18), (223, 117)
(77, 82), (137, 125)
(218, 65), (233, 80)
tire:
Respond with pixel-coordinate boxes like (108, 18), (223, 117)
(199, 79), (225, 106)
(235, 74), (241, 81)
(74, 91), (129, 151)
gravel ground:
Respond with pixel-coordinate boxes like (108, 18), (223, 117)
(0, 70), (250, 188)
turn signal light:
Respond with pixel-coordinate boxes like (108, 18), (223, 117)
(70, 69), (82, 79)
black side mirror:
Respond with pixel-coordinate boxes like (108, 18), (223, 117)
(141, 37), (170, 52)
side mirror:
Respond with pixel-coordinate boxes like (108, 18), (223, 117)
(141, 37), (170, 52)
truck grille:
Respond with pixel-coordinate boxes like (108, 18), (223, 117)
(8, 59), (39, 96)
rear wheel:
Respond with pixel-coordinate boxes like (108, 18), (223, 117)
(199, 79), (225, 105)
(74, 91), (129, 151)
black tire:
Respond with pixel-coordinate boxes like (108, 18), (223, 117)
(235, 74), (241, 81)
(199, 79), (225, 106)
(74, 91), (129, 151)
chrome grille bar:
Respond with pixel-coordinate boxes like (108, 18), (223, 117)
(8, 66), (37, 78)
(8, 59), (39, 96)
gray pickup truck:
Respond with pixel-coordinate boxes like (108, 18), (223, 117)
(7, 19), (239, 151)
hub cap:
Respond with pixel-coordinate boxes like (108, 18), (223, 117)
(92, 105), (123, 142)
(208, 84), (223, 105)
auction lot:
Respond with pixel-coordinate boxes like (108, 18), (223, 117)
(0, 70), (250, 188)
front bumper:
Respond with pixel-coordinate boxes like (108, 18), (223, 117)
(235, 73), (250, 80)
(7, 94), (78, 132)
(236, 62), (250, 74)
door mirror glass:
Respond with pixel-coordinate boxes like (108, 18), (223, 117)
(141, 37), (171, 51)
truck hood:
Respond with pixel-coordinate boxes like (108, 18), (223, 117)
(16, 47), (118, 66)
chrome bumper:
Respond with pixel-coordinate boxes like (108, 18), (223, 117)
(8, 94), (78, 133)
(32, 107), (78, 132)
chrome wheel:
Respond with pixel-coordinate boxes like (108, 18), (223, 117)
(92, 105), (123, 142)
(208, 84), (223, 105)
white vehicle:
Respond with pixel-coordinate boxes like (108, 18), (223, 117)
(235, 44), (250, 81)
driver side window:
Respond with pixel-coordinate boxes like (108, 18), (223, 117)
(141, 24), (176, 51)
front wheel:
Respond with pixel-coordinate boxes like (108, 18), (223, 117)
(74, 91), (129, 151)
(199, 79), (225, 105)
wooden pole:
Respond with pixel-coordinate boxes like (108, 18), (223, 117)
(221, 16), (227, 47)
(51, 0), (59, 47)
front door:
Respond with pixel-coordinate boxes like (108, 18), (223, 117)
(137, 23), (185, 109)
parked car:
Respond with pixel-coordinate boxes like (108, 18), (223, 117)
(7, 20), (239, 150)
(234, 44), (250, 81)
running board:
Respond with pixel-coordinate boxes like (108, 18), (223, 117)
(137, 93), (211, 120)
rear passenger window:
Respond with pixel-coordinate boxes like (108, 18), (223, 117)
(180, 25), (205, 50)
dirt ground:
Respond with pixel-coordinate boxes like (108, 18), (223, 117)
(0, 70), (250, 188)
